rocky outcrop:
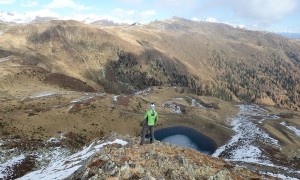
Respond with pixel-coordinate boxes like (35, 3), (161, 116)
(71, 135), (267, 180)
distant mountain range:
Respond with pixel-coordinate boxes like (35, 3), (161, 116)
(0, 11), (36, 24)
(2, 11), (300, 39)
(0, 11), (129, 25)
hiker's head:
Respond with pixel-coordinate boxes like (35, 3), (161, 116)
(150, 102), (155, 110)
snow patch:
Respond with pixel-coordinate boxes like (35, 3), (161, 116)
(134, 87), (152, 96)
(0, 140), (71, 179)
(70, 93), (106, 103)
(67, 104), (75, 112)
(212, 104), (300, 179)
(174, 98), (184, 101)
(19, 139), (127, 180)
(46, 132), (66, 144)
(0, 154), (26, 179)
(263, 172), (299, 180)
(71, 96), (93, 103)
(213, 104), (279, 162)
(206, 17), (218, 23)
(0, 11), (34, 23)
(280, 122), (300, 137)
(113, 95), (119, 102)
(162, 101), (182, 114)
(0, 56), (12, 63)
(29, 92), (57, 99)
(186, 96), (205, 108)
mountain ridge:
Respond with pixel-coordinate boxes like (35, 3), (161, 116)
(2, 18), (299, 109)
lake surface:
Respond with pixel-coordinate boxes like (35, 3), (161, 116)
(155, 126), (217, 155)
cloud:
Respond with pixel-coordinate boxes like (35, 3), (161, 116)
(0, 0), (15, 4)
(71, 13), (135, 24)
(21, 0), (38, 7)
(46, 0), (91, 10)
(154, 0), (197, 10)
(231, 0), (298, 21)
(116, 0), (144, 5)
(140, 10), (156, 17)
(112, 8), (136, 17)
(25, 8), (60, 18)
(205, 0), (299, 22)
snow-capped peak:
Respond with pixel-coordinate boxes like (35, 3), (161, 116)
(0, 11), (34, 23)
(0, 11), (134, 25)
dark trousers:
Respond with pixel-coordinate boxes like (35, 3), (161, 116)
(140, 124), (154, 145)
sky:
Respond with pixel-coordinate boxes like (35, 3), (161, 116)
(0, 0), (299, 32)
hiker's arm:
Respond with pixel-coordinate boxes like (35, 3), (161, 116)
(143, 111), (148, 121)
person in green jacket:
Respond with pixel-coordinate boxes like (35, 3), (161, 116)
(140, 102), (158, 145)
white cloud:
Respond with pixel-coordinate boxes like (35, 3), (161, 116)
(21, 0), (38, 7)
(116, 0), (144, 5)
(232, 0), (298, 21)
(155, 0), (197, 10)
(206, 0), (299, 22)
(25, 8), (60, 18)
(46, 0), (91, 10)
(140, 10), (156, 17)
(0, 0), (15, 4)
(112, 8), (136, 16)
(67, 13), (135, 24)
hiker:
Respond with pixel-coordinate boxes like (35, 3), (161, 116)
(140, 102), (158, 145)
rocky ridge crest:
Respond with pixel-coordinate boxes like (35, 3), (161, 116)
(70, 135), (267, 180)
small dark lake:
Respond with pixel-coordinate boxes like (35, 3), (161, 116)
(155, 126), (217, 155)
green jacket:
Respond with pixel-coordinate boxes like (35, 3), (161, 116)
(143, 109), (158, 126)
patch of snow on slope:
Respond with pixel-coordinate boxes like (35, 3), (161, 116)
(0, 154), (25, 179)
(212, 104), (300, 179)
(19, 139), (127, 180)
(0, 11), (34, 23)
(113, 95), (119, 102)
(280, 122), (300, 137)
(29, 92), (57, 99)
(263, 172), (299, 180)
(70, 93), (106, 103)
(186, 96), (205, 108)
(162, 101), (181, 114)
(0, 56), (12, 63)
(46, 132), (66, 144)
(134, 87), (152, 96)
(0, 137), (71, 179)
(213, 104), (279, 164)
